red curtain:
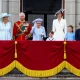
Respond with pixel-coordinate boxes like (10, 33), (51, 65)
(16, 41), (64, 70)
(0, 41), (15, 69)
(0, 41), (80, 77)
(66, 41), (80, 69)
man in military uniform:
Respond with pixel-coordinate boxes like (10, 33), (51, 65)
(13, 12), (31, 40)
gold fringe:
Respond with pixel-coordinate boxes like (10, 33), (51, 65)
(15, 52), (17, 59)
(15, 41), (18, 58)
(64, 41), (67, 59)
(65, 61), (80, 76)
(0, 61), (15, 76)
(64, 53), (67, 59)
(15, 61), (65, 77)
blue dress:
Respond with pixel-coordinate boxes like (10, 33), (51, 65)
(65, 32), (75, 41)
(30, 26), (46, 41)
(0, 22), (12, 40)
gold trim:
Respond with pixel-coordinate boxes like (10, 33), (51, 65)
(65, 61), (80, 76)
(64, 41), (67, 59)
(15, 61), (65, 77)
(15, 41), (18, 58)
(0, 61), (15, 76)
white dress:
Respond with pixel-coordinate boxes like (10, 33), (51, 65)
(52, 18), (67, 41)
(0, 22), (12, 40)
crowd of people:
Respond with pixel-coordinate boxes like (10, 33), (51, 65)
(0, 9), (80, 41)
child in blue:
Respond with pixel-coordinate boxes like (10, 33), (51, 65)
(65, 25), (75, 41)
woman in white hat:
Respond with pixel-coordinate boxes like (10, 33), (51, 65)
(0, 13), (12, 40)
(52, 9), (67, 41)
(30, 18), (46, 41)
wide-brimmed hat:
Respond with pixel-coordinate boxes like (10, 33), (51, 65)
(1, 13), (12, 18)
(32, 18), (43, 23)
(54, 8), (65, 16)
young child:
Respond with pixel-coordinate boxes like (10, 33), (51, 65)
(46, 31), (55, 41)
(65, 25), (75, 41)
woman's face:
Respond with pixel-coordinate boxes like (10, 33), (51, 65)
(57, 12), (62, 19)
(3, 17), (8, 22)
(36, 22), (41, 28)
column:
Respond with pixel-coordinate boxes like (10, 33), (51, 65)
(75, 0), (80, 29)
(9, 0), (20, 25)
(65, 0), (76, 27)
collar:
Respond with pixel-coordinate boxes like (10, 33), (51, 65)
(49, 37), (54, 40)
(19, 20), (26, 23)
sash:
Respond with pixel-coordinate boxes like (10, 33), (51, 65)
(15, 22), (29, 34)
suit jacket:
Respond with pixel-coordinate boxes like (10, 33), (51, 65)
(75, 29), (80, 40)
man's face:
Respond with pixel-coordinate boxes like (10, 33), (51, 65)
(36, 22), (41, 27)
(20, 15), (25, 21)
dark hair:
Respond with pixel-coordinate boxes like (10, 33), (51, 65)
(50, 31), (54, 34)
(68, 25), (74, 32)
(57, 11), (63, 17)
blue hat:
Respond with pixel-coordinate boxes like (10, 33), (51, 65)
(55, 8), (65, 16)
(1, 13), (12, 18)
(32, 18), (43, 23)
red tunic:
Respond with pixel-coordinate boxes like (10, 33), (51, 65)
(13, 21), (31, 41)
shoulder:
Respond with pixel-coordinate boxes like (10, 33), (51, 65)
(41, 26), (44, 27)
(8, 22), (11, 24)
(14, 21), (21, 25)
(62, 19), (66, 22)
(0, 22), (2, 24)
(41, 26), (45, 29)
(53, 19), (57, 22)
(76, 29), (80, 32)
(32, 26), (35, 29)
(66, 33), (68, 35)
(0, 22), (2, 26)
(73, 32), (75, 34)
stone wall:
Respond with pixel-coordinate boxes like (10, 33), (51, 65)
(65, 0), (76, 28)
(1, 0), (80, 29)
(65, 0), (80, 29)
(1, 0), (20, 25)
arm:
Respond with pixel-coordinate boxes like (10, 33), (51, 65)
(73, 32), (75, 40)
(64, 20), (67, 36)
(9, 22), (13, 40)
(30, 26), (35, 34)
(65, 33), (68, 41)
(43, 27), (46, 38)
(52, 20), (56, 32)
(75, 30), (78, 40)
(13, 23), (18, 40)
(27, 26), (35, 38)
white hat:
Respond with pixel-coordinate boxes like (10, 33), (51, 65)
(54, 8), (65, 16)
(1, 13), (12, 18)
(32, 18), (43, 23)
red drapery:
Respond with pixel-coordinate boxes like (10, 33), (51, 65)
(0, 41), (15, 75)
(0, 41), (80, 77)
(16, 41), (64, 70)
